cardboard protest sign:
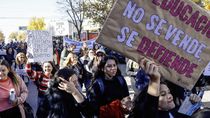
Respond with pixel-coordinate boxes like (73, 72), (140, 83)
(97, 0), (210, 90)
(178, 96), (202, 116)
(27, 30), (53, 63)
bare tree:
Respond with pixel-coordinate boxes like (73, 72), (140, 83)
(84, 0), (115, 27)
(57, 0), (84, 40)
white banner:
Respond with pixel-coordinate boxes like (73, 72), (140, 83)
(63, 37), (95, 53)
(27, 30), (53, 63)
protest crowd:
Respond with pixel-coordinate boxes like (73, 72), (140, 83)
(1, 0), (210, 118)
(0, 36), (209, 118)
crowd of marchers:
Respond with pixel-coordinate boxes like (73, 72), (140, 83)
(0, 40), (210, 118)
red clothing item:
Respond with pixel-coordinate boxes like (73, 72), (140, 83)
(55, 49), (60, 65)
(99, 99), (125, 118)
(26, 63), (52, 95)
(25, 63), (42, 81)
(38, 74), (52, 94)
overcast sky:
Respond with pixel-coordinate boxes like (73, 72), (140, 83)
(0, 0), (63, 38)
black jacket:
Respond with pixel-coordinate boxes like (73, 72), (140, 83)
(129, 86), (182, 118)
(36, 90), (91, 118)
(87, 75), (129, 116)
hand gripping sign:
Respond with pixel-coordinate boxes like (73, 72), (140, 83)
(97, 0), (210, 90)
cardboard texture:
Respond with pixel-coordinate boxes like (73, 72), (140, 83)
(97, 0), (210, 90)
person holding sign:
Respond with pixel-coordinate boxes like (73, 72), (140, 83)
(166, 79), (203, 117)
(26, 61), (57, 117)
(129, 58), (176, 118)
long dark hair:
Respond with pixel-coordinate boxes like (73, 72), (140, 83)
(133, 80), (168, 101)
(130, 80), (168, 117)
(6, 47), (15, 55)
(0, 59), (19, 85)
(94, 55), (121, 79)
(42, 61), (57, 75)
(47, 67), (76, 118)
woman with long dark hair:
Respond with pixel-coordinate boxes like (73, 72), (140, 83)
(5, 47), (16, 66)
(87, 55), (131, 118)
(0, 59), (28, 118)
(129, 58), (176, 118)
(36, 67), (90, 118)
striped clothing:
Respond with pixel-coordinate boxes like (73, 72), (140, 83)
(25, 63), (42, 81)
(38, 74), (52, 95)
(26, 63), (52, 95)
